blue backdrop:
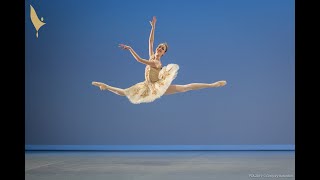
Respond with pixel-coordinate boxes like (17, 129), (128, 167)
(25, 0), (294, 150)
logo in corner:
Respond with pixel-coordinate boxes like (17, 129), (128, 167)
(30, 5), (46, 38)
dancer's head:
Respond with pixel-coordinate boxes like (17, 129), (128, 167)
(156, 43), (168, 57)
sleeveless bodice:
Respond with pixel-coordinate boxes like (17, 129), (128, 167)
(145, 55), (162, 83)
(145, 66), (161, 83)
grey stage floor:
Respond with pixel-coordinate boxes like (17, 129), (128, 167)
(25, 151), (295, 180)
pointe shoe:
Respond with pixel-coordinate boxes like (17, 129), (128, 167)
(92, 81), (107, 90)
(217, 80), (227, 87)
(92, 81), (102, 87)
(212, 80), (227, 87)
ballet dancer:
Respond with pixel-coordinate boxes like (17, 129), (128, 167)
(92, 16), (227, 104)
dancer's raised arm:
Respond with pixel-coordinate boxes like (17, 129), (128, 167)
(149, 16), (156, 58)
(119, 44), (160, 68)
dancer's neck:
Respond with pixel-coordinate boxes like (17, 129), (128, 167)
(155, 54), (161, 60)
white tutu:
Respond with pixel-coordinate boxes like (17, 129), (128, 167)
(124, 64), (179, 104)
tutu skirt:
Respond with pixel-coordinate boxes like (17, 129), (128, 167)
(124, 64), (179, 104)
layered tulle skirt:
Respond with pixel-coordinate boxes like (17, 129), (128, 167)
(124, 64), (179, 104)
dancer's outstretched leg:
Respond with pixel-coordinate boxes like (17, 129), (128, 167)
(165, 80), (227, 95)
(92, 81), (125, 96)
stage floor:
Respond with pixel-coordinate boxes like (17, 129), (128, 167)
(25, 151), (294, 180)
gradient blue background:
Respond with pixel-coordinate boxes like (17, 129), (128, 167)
(25, 0), (294, 148)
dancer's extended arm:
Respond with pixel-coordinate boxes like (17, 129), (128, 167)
(119, 44), (160, 68)
(149, 16), (156, 58)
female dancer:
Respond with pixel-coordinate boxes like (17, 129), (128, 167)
(92, 16), (226, 104)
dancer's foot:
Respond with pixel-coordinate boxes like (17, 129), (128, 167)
(92, 81), (107, 90)
(211, 80), (227, 87)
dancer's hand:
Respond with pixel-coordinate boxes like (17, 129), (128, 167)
(119, 44), (131, 50)
(149, 16), (156, 28)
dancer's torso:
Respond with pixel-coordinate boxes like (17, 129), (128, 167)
(145, 55), (162, 83)
(145, 66), (161, 83)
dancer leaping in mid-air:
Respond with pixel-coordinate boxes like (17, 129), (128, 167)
(92, 16), (227, 104)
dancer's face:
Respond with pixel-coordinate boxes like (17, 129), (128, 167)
(156, 44), (167, 57)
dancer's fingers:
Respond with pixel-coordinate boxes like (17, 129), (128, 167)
(119, 44), (129, 50)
